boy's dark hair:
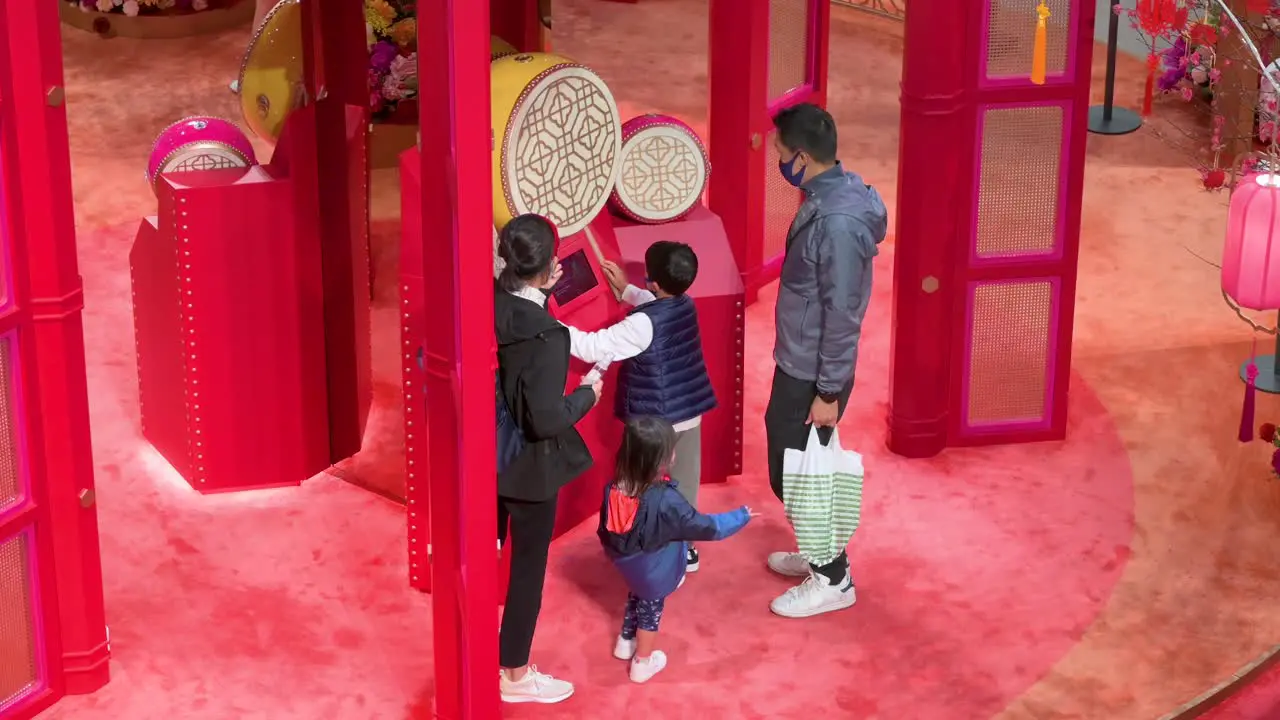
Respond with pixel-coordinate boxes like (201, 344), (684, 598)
(772, 103), (838, 164)
(497, 214), (558, 293)
(645, 241), (698, 296)
(615, 416), (676, 497)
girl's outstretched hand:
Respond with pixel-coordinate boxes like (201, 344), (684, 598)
(745, 506), (762, 518)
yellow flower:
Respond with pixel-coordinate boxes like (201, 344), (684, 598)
(388, 18), (416, 47)
(366, 0), (395, 24)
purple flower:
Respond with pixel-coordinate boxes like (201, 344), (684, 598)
(1270, 448), (1280, 476)
(370, 41), (398, 74)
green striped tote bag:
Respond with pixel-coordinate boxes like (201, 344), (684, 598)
(781, 428), (865, 567)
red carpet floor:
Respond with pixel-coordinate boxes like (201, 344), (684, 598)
(1199, 659), (1280, 720)
(39, 218), (1135, 719)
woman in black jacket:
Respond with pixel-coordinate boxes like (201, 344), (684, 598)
(494, 214), (601, 704)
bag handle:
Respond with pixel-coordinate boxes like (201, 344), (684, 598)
(808, 425), (840, 450)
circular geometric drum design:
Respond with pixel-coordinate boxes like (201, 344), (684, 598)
(146, 116), (256, 194)
(491, 53), (622, 236)
(237, 0), (305, 144)
(609, 114), (709, 224)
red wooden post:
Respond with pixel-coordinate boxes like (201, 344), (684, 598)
(708, 0), (768, 303)
(308, 0), (373, 462)
(886, 0), (970, 459)
(419, 0), (500, 716)
(2, 0), (109, 695)
(491, 0), (542, 52)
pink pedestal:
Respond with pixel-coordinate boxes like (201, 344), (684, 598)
(613, 205), (745, 483)
(130, 167), (330, 493)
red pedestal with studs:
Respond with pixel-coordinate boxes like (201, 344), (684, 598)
(130, 167), (331, 493)
(613, 206), (745, 483)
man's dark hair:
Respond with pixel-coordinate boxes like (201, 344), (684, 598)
(497, 214), (557, 292)
(645, 240), (698, 296)
(772, 103), (838, 164)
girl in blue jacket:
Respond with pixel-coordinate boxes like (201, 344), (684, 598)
(598, 417), (755, 683)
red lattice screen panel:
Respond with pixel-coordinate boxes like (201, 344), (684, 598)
(974, 104), (1065, 261)
(0, 337), (20, 515)
(0, 529), (40, 712)
(962, 279), (1058, 429)
(763, 130), (802, 261)
(984, 0), (1073, 79)
(769, 0), (811, 99)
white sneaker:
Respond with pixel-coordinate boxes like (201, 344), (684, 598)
(499, 666), (574, 703)
(766, 551), (811, 577)
(629, 650), (667, 683)
(614, 635), (636, 660)
(769, 570), (857, 618)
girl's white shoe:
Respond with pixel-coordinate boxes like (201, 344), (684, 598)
(629, 650), (667, 683)
(613, 635), (636, 660)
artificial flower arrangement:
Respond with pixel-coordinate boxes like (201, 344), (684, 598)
(1256, 422), (1280, 478)
(365, 0), (418, 122)
(68, 0), (233, 16)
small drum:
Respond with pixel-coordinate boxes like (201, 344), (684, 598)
(609, 114), (710, 224)
(146, 116), (256, 193)
(491, 36), (518, 61)
(491, 52), (622, 236)
(238, 0), (306, 144)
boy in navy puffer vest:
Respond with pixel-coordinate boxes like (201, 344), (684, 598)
(565, 241), (717, 572)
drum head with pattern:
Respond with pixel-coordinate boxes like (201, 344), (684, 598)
(612, 120), (709, 224)
(500, 60), (621, 237)
(238, 0), (306, 144)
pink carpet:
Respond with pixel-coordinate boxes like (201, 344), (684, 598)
(38, 219), (1135, 719)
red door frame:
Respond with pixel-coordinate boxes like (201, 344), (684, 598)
(417, 1), (500, 718)
(0, 0), (110, 716)
(887, 0), (1094, 457)
(709, 0), (831, 303)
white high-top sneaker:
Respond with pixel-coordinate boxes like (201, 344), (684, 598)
(769, 569), (857, 618)
(766, 551), (812, 577)
(499, 666), (574, 703)
(614, 635), (636, 660)
(629, 650), (668, 683)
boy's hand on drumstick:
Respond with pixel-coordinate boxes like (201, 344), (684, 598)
(599, 260), (628, 295)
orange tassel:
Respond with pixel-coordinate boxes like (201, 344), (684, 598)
(1031, 0), (1049, 85)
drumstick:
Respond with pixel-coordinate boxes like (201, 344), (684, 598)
(583, 226), (622, 301)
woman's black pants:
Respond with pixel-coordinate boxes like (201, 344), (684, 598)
(497, 493), (559, 669)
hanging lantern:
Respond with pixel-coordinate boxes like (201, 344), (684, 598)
(1135, 0), (1189, 115)
(1223, 173), (1280, 311)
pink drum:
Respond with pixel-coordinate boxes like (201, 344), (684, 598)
(146, 116), (257, 193)
(609, 114), (710, 224)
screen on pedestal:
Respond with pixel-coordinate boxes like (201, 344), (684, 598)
(551, 249), (599, 307)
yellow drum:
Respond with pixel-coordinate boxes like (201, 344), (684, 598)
(491, 35), (518, 61)
(237, 0), (306, 144)
(491, 52), (622, 236)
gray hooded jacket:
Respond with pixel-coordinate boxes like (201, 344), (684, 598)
(773, 163), (888, 396)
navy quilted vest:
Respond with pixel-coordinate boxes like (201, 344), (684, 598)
(615, 295), (717, 424)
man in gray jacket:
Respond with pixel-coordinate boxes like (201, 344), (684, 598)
(764, 103), (887, 619)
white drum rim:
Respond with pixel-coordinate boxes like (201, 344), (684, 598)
(150, 141), (254, 189)
(500, 61), (622, 237)
(612, 121), (709, 223)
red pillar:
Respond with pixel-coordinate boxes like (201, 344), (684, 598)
(6, 0), (110, 694)
(419, 0), (500, 716)
(708, 0), (768, 304)
(886, 0), (969, 459)
(491, 0), (542, 52)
